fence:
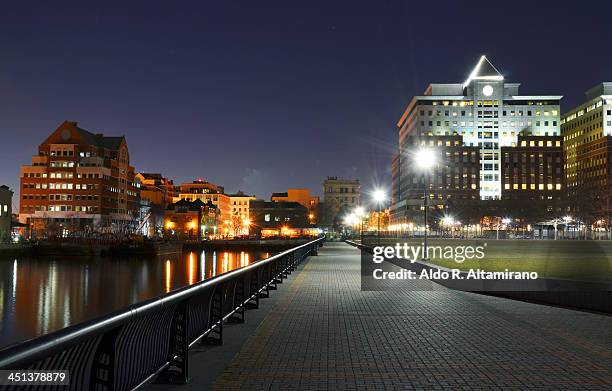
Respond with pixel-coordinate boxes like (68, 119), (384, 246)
(0, 237), (325, 390)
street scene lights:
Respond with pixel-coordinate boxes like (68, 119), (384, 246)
(414, 148), (436, 260)
(373, 189), (386, 245)
(354, 206), (365, 240)
(497, 217), (512, 240)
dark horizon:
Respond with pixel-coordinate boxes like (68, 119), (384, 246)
(2, 1), (612, 205)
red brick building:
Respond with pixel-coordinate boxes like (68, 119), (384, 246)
(19, 121), (139, 237)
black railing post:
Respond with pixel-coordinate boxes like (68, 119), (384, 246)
(288, 252), (295, 273)
(281, 255), (289, 278)
(91, 326), (120, 390)
(202, 286), (223, 345)
(229, 278), (245, 323)
(247, 269), (260, 309)
(157, 301), (189, 384)
(260, 265), (271, 298)
(270, 260), (279, 290)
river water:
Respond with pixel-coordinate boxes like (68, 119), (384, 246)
(0, 249), (270, 349)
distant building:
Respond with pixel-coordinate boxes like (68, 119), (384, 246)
(164, 199), (220, 239)
(174, 179), (231, 234)
(19, 121), (139, 237)
(561, 82), (612, 224)
(249, 200), (309, 237)
(321, 177), (360, 227)
(135, 172), (176, 237)
(391, 56), (564, 226)
(228, 191), (256, 236)
(271, 188), (319, 224)
(0, 185), (13, 242)
(135, 173), (176, 206)
(499, 135), (563, 219)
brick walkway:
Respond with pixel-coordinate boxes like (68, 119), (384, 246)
(213, 242), (612, 390)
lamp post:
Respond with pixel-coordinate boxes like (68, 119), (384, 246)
(373, 190), (386, 246)
(355, 206), (365, 242)
(414, 148), (436, 260)
(563, 215), (572, 240)
(498, 217), (511, 240)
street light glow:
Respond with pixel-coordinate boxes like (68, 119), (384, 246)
(441, 215), (455, 226)
(373, 189), (386, 203)
(355, 206), (365, 217)
(502, 218), (512, 225)
(415, 148), (436, 170)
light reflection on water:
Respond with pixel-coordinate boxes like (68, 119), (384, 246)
(0, 249), (269, 349)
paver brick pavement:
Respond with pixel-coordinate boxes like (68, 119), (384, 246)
(213, 242), (612, 390)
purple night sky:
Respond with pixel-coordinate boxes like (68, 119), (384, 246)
(1, 1), (611, 205)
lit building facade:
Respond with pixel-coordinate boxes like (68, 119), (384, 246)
(391, 56), (564, 225)
(164, 199), (220, 239)
(321, 177), (360, 227)
(174, 180), (230, 219)
(135, 172), (176, 237)
(271, 188), (319, 224)
(19, 121), (139, 236)
(135, 173), (176, 207)
(561, 82), (612, 224)
(249, 200), (309, 237)
(228, 191), (256, 236)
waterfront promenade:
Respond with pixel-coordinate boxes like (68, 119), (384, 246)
(151, 241), (612, 390)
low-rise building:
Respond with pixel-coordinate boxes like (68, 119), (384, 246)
(271, 188), (319, 225)
(163, 199), (220, 239)
(174, 179), (231, 234)
(228, 191), (256, 236)
(249, 200), (309, 237)
(0, 185), (13, 242)
(135, 173), (176, 237)
(322, 177), (360, 228)
(135, 173), (176, 206)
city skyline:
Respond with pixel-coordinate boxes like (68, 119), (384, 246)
(2, 2), (612, 201)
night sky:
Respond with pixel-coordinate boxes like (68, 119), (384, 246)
(1, 1), (611, 206)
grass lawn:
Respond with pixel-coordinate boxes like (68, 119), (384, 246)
(365, 237), (612, 282)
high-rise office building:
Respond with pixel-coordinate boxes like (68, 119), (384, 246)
(391, 56), (564, 225)
(561, 82), (612, 223)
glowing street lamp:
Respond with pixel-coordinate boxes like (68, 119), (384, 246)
(414, 148), (436, 259)
(355, 206), (365, 217)
(441, 215), (455, 238)
(415, 148), (437, 170)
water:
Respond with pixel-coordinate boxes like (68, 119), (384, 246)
(0, 249), (270, 349)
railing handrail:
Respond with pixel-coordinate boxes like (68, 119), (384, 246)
(0, 237), (324, 369)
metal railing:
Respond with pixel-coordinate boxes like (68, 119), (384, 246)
(0, 237), (325, 390)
